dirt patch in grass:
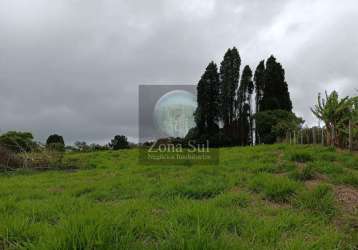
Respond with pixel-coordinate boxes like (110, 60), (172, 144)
(229, 186), (241, 193)
(304, 174), (329, 190)
(304, 179), (322, 190)
(335, 186), (358, 214)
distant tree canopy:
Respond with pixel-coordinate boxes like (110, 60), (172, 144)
(46, 134), (65, 151)
(0, 131), (35, 152)
(74, 141), (90, 151)
(110, 135), (129, 150)
(193, 47), (298, 146)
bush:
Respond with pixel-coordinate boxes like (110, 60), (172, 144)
(0, 131), (36, 152)
(255, 110), (303, 144)
(0, 146), (23, 170)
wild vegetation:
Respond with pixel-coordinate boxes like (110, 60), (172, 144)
(191, 47), (302, 147)
(0, 46), (357, 249)
(311, 91), (358, 149)
(0, 145), (357, 249)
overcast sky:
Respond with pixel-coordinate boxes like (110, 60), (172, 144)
(0, 0), (357, 144)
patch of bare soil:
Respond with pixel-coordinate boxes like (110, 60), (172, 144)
(335, 186), (358, 214)
(304, 179), (322, 190)
(229, 186), (241, 193)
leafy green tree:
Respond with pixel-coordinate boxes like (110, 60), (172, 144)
(255, 110), (303, 144)
(311, 91), (356, 147)
(0, 131), (35, 152)
(260, 56), (292, 112)
(237, 65), (254, 145)
(195, 61), (220, 135)
(219, 47), (241, 129)
(110, 135), (129, 150)
(46, 134), (65, 151)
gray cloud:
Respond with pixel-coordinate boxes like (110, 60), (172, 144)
(0, 0), (357, 144)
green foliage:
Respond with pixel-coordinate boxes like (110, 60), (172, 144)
(0, 145), (356, 249)
(295, 185), (336, 218)
(289, 165), (315, 181)
(195, 62), (221, 135)
(0, 131), (35, 152)
(0, 146), (23, 169)
(290, 151), (314, 163)
(236, 65), (254, 145)
(172, 174), (228, 199)
(260, 56), (292, 112)
(311, 90), (358, 147)
(249, 173), (300, 202)
(46, 134), (65, 151)
(110, 135), (129, 150)
(254, 60), (265, 114)
(219, 47), (241, 128)
(255, 110), (303, 144)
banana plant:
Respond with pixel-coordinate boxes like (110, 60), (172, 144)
(311, 91), (352, 146)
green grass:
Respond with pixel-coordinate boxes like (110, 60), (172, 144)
(294, 184), (337, 219)
(0, 144), (357, 249)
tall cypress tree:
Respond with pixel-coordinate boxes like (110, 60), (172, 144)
(219, 47), (241, 129)
(195, 62), (220, 135)
(260, 56), (292, 112)
(254, 60), (265, 113)
(237, 65), (254, 145)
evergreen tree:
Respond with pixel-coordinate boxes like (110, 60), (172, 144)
(254, 60), (265, 144)
(254, 60), (265, 113)
(219, 47), (241, 129)
(260, 56), (292, 112)
(237, 65), (254, 145)
(195, 62), (220, 134)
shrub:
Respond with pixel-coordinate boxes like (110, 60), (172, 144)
(0, 131), (36, 152)
(0, 146), (23, 170)
(255, 110), (303, 144)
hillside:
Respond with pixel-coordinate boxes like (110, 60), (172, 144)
(0, 145), (357, 249)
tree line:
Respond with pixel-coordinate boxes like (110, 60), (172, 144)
(0, 132), (130, 153)
(188, 47), (301, 146)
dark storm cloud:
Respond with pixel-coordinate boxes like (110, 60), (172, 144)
(0, 0), (357, 143)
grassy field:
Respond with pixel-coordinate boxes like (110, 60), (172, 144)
(0, 144), (357, 249)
